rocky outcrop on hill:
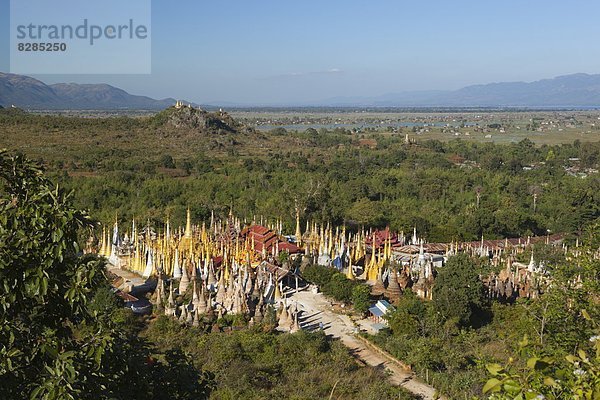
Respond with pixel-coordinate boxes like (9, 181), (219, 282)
(155, 105), (251, 135)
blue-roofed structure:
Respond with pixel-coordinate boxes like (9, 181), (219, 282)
(368, 300), (395, 326)
(368, 305), (385, 318)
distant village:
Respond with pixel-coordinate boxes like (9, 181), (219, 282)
(234, 109), (600, 136)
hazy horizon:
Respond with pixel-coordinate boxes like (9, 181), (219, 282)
(2, 0), (600, 105)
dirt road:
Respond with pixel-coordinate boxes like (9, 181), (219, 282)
(287, 289), (444, 400)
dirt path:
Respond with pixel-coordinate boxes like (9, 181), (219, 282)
(287, 289), (444, 400)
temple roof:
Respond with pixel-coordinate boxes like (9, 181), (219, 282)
(365, 228), (401, 249)
(240, 224), (302, 254)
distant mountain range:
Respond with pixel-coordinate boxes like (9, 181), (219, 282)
(320, 73), (600, 107)
(0, 72), (188, 110)
(3, 72), (600, 109)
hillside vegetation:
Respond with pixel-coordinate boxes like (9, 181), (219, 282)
(1, 109), (598, 242)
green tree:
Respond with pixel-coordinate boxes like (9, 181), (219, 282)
(386, 290), (427, 337)
(432, 253), (486, 327)
(0, 150), (108, 399)
(0, 151), (211, 400)
(484, 323), (600, 399)
(324, 272), (355, 303)
(352, 284), (371, 315)
(348, 197), (386, 227)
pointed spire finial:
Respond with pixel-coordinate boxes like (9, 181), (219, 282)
(185, 207), (192, 239)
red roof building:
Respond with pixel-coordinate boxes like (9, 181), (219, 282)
(240, 224), (302, 255)
(365, 228), (402, 250)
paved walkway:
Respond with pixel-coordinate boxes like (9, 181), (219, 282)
(107, 264), (146, 289)
(287, 289), (444, 400)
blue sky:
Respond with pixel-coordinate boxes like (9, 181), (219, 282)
(1, 0), (600, 105)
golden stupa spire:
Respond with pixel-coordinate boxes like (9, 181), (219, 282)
(295, 204), (302, 247)
(165, 216), (171, 240)
(369, 232), (376, 268)
(224, 261), (230, 283)
(367, 232), (378, 281)
(384, 235), (391, 260)
(201, 222), (207, 243)
(100, 225), (106, 257)
(274, 274), (282, 302)
(188, 231), (194, 257)
(346, 264), (354, 280)
(105, 226), (112, 258)
(184, 207), (192, 239)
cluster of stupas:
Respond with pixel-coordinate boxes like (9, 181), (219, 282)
(484, 254), (546, 301)
(153, 254), (302, 331)
(95, 210), (409, 285)
(92, 208), (565, 318)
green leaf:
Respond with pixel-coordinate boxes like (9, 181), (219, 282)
(566, 354), (579, 364)
(60, 350), (75, 359)
(544, 376), (557, 387)
(30, 386), (42, 399)
(65, 364), (76, 381)
(486, 363), (503, 376)
(94, 347), (103, 365)
(526, 357), (538, 369)
(528, 356), (551, 371)
(40, 277), (48, 296)
(43, 346), (59, 359)
(502, 379), (521, 394)
(482, 378), (502, 394)
(582, 309), (592, 321)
